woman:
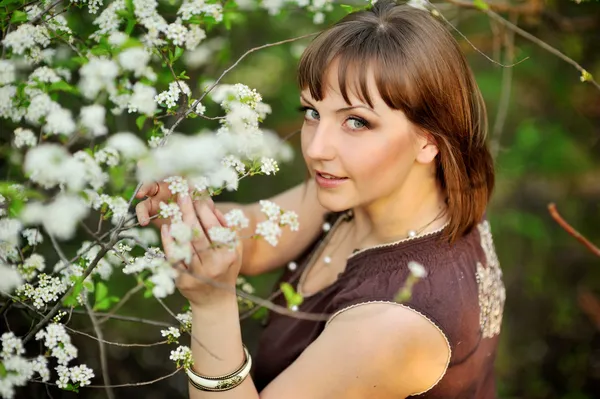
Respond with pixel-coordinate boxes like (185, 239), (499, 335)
(136, 1), (505, 397)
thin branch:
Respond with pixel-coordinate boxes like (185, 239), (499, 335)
(490, 13), (517, 159)
(84, 299), (115, 399)
(0, 300), (174, 327)
(29, 367), (183, 388)
(22, 243), (113, 344)
(548, 203), (600, 257)
(65, 326), (168, 347)
(30, 0), (63, 24)
(97, 283), (144, 325)
(443, 0), (600, 91)
(166, 32), (319, 137)
(47, 231), (70, 266)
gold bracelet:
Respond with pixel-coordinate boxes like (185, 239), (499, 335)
(186, 345), (252, 392)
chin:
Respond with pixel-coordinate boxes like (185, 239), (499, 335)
(316, 193), (351, 213)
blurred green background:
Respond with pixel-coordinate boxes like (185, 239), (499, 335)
(4, 1), (600, 398)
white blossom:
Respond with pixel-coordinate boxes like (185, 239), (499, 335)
(16, 274), (68, 309)
(260, 157), (279, 175)
(0, 262), (23, 295)
(94, 147), (120, 167)
(166, 21), (188, 47)
(24, 144), (86, 190)
(69, 364), (94, 386)
(21, 193), (90, 240)
(255, 220), (282, 247)
(159, 202), (182, 222)
(176, 311), (192, 330)
(407, 0), (429, 10)
(0, 85), (24, 122)
(0, 218), (22, 247)
(22, 228), (43, 246)
(222, 155), (245, 174)
(118, 47), (151, 76)
(13, 127), (37, 148)
(70, 0), (104, 14)
(149, 263), (178, 298)
(224, 209), (249, 229)
(161, 327), (181, 340)
(80, 104), (108, 136)
(0, 60), (16, 85)
(28, 66), (61, 84)
(108, 31), (128, 46)
(208, 226), (237, 247)
(169, 222), (193, 243)
(408, 261), (427, 278)
(185, 25), (206, 50)
(178, 0), (223, 21)
(20, 253), (46, 281)
(169, 345), (193, 368)
(78, 57), (119, 99)
(259, 200), (281, 222)
(106, 132), (148, 160)
(26, 92), (58, 125)
(2, 23), (50, 55)
(280, 210), (300, 231)
(43, 107), (76, 136)
(164, 176), (189, 197)
(128, 82), (157, 115)
(92, 0), (126, 39)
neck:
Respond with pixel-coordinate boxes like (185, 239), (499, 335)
(349, 178), (448, 247)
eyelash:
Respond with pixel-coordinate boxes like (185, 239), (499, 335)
(296, 106), (371, 130)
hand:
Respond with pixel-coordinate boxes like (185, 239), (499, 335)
(160, 193), (242, 307)
(135, 181), (174, 228)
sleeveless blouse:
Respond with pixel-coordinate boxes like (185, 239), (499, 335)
(252, 211), (506, 398)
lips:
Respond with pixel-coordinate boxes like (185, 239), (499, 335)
(316, 170), (347, 179)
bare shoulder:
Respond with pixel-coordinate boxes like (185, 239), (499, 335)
(260, 303), (450, 399)
(242, 179), (330, 276)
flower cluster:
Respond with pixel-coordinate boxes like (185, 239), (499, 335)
(170, 345), (193, 369)
(16, 273), (68, 309)
(155, 81), (191, 109)
(254, 200), (300, 246)
(35, 324), (94, 388)
(0, 333), (50, 399)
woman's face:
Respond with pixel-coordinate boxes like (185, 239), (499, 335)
(300, 65), (438, 213)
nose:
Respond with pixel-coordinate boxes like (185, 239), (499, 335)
(304, 120), (336, 161)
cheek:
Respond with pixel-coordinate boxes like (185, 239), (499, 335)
(351, 136), (415, 186)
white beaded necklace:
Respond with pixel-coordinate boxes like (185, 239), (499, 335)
(292, 208), (447, 299)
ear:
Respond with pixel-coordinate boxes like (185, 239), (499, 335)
(415, 132), (439, 164)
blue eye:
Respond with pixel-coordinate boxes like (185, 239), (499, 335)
(346, 117), (366, 130)
(298, 106), (319, 121)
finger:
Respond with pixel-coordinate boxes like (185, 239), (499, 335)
(193, 200), (222, 245)
(136, 182), (156, 199)
(135, 201), (151, 226)
(160, 224), (176, 261)
(215, 208), (227, 227)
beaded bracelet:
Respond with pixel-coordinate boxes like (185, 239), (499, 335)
(186, 345), (252, 392)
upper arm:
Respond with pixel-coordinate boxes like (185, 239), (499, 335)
(241, 179), (329, 276)
(259, 303), (451, 399)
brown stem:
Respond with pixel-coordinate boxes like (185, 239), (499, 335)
(84, 300), (115, 399)
(548, 203), (600, 257)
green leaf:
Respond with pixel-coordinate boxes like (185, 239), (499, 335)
(473, 0), (489, 10)
(0, 0), (22, 6)
(63, 280), (84, 307)
(136, 115), (147, 130)
(95, 282), (108, 304)
(0, 361), (6, 378)
(173, 46), (184, 62)
(94, 296), (119, 311)
(48, 81), (78, 94)
(280, 282), (304, 308)
(10, 10), (28, 23)
(340, 4), (355, 13)
(125, 18), (136, 35)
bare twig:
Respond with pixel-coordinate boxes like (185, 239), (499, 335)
(444, 0), (600, 91)
(97, 283), (144, 325)
(548, 203), (600, 257)
(84, 299), (115, 399)
(29, 367), (183, 388)
(490, 13), (517, 159)
(65, 326), (168, 347)
(30, 0), (63, 24)
(166, 32), (319, 137)
(0, 300), (174, 327)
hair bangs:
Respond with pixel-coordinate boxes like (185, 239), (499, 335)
(298, 25), (416, 112)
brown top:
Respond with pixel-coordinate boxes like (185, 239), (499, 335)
(253, 211), (505, 398)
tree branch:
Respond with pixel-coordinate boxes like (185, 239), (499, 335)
(84, 299), (115, 399)
(548, 203), (600, 257)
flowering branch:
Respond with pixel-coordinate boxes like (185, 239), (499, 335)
(83, 299), (115, 399)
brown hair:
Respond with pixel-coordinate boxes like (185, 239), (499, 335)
(297, 0), (494, 243)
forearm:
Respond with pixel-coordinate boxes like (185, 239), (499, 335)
(189, 293), (260, 399)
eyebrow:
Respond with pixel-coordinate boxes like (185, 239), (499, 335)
(300, 95), (380, 117)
